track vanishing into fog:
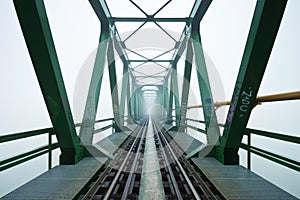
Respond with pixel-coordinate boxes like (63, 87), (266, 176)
(78, 117), (224, 200)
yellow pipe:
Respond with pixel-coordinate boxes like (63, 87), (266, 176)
(187, 91), (300, 110)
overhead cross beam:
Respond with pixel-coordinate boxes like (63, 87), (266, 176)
(219, 0), (288, 164)
(110, 17), (189, 23)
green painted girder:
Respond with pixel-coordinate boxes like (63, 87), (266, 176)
(189, 0), (212, 26)
(219, 0), (288, 164)
(164, 33), (188, 82)
(178, 40), (193, 131)
(164, 0), (212, 82)
(135, 76), (166, 78)
(109, 17), (189, 23)
(107, 40), (122, 132)
(13, 0), (82, 164)
(127, 76), (133, 124)
(129, 59), (172, 63)
(119, 62), (129, 127)
(130, 77), (137, 120)
(165, 35), (188, 126)
(79, 24), (109, 150)
(89, 0), (110, 25)
(171, 66), (181, 127)
(162, 84), (169, 113)
(191, 25), (220, 146)
(166, 75), (174, 124)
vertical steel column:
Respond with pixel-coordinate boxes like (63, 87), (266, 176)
(164, 85), (169, 117)
(166, 75), (174, 124)
(219, 0), (287, 164)
(191, 24), (220, 146)
(136, 91), (140, 120)
(247, 133), (251, 170)
(161, 85), (167, 118)
(127, 75), (133, 124)
(119, 61), (129, 128)
(107, 40), (122, 132)
(131, 78), (137, 121)
(172, 66), (181, 127)
(79, 23), (109, 150)
(48, 132), (52, 169)
(13, 0), (82, 164)
(178, 40), (193, 132)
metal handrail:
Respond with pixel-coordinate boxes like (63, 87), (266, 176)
(245, 128), (300, 144)
(181, 116), (299, 172)
(0, 118), (115, 172)
(0, 143), (59, 172)
(0, 128), (55, 172)
(0, 128), (54, 143)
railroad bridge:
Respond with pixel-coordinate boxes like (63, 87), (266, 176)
(1, 0), (299, 199)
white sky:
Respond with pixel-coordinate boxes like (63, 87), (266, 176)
(0, 0), (299, 198)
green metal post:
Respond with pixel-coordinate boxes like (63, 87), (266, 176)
(219, 0), (288, 164)
(179, 40), (193, 132)
(79, 23), (109, 152)
(172, 67), (181, 127)
(127, 76), (133, 124)
(48, 132), (52, 169)
(13, 0), (82, 164)
(136, 91), (140, 120)
(107, 40), (122, 132)
(119, 61), (129, 128)
(164, 85), (169, 116)
(191, 25), (220, 146)
(166, 75), (174, 124)
(131, 78), (136, 121)
(247, 133), (251, 170)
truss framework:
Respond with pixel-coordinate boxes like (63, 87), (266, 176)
(13, 0), (287, 164)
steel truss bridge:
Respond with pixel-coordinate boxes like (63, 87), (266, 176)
(1, 0), (299, 199)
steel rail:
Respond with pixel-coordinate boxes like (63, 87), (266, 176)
(103, 119), (148, 200)
(152, 119), (201, 200)
(121, 122), (147, 199)
(152, 119), (183, 199)
(80, 119), (147, 199)
(157, 121), (221, 200)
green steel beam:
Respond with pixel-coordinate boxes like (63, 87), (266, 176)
(165, 34), (188, 126)
(161, 85), (166, 116)
(240, 143), (300, 172)
(219, 0), (288, 164)
(178, 40), (193, 131)
(127, 76), (133, 124)
(109, 17), (189, 23)
(189, 0), (212, 26)
(0, 143), (60, 172)
(245, 128), (300, 144)
(172, 67), (181, 127)
(0, 128), (53, 143)
(130, 77), (136, 120)
(166, 75), (174, 124)
(89, 0), (111, 25)
(108, 40), (122, 132)
(129, 59), (172, 63)
(79, 24), (109, 150)
(119, 61), (129, 127)
(164, 32), (187, 82)
(191, 25), (220, 146)
(13, 0), (82, 164)
(135, 76), (166, 78)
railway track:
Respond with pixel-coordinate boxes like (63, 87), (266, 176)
(78, 117), (224, 200)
